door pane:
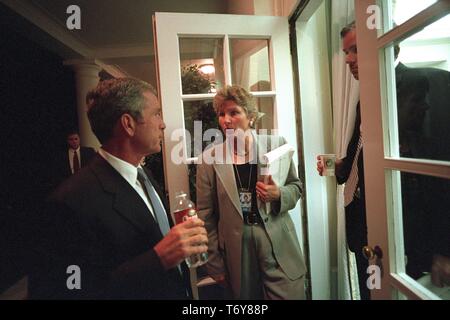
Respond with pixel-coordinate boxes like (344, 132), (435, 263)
(385, 14), (450, 161)
(393, 170), (450, 299)
(183, 100), (219, 158)
(381, 0), (438, 34)
(179, 38), (225, 94)
(254, 97), (274, 130)
(229, 39), (271, 91)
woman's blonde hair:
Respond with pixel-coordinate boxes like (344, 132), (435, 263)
(213, 85), (260, 127)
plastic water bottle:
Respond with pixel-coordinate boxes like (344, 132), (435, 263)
(172, 191), (208, 268)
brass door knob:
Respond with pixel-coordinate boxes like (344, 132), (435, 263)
(362, 245), (383, 260)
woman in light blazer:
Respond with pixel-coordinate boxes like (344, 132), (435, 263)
(196, 85), (306, 299)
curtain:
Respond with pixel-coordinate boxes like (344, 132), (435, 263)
(330, 0), (361, 300)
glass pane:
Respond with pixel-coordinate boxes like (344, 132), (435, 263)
(393, 170), (450, 299)
(385, 14), (450, 161)
(254, 97), (274, 130)
(229, 39), (271, 91)
(179, 38), (224, 94)
(183, 100), (219, 158)
(382, 0), (438, 33)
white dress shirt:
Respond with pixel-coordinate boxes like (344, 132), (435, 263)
(98, 148), (157, 219)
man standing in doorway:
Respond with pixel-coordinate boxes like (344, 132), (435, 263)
(317, 21), (370, 300)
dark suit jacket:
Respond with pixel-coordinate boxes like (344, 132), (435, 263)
(29, 154), (189, 299)
(49, 147), (97, 192)
(336, 103), (367, 252)
(64, 146), (97, 177)
(416, 65), (450, 161)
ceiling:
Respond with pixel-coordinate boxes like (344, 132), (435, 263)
(29, 0), (228, 47)
(1, 0), (229, 84)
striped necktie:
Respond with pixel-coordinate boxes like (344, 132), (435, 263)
(137, 168), (170, 236)
(344, 134), (363, 207)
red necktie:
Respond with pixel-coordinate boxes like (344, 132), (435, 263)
(73, 150), (80, 173)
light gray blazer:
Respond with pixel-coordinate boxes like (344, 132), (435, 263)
(196, 134), (306, 297)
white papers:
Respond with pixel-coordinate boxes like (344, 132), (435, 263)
(260, 144), (295, 186)
(259, 144), (295, 213)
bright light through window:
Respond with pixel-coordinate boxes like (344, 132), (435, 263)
(199, 64), (215, 75)
(393, 0), (450, 40)
(393, 0), (437, 25)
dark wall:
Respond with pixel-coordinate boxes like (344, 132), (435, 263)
(0, 17), (77, 292)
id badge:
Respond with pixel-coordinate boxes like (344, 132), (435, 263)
(239, 189), (252, 214)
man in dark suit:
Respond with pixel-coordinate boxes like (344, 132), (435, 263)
(317, 22), (449, 298)
(63, 131), (97, 177)
(316, 21), (371, 300)
(29, 78), (208, 299)
(47, 131), (96, 192)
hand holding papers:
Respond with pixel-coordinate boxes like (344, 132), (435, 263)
(257, 143), (295, 213)
(260, 143), (295, 185)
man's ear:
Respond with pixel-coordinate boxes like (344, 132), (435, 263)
(120, 113), (136, 137)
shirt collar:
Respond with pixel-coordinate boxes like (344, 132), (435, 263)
(69, 147), (80, 153)
(98, 148), (140, 186)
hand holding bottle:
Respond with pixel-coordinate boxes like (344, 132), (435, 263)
(154, 218), (208, 270)
(172, 191), (209, 268)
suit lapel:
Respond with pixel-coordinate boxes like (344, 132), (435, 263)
(212, 143), (242, 216)
(90, 155), (162, 236)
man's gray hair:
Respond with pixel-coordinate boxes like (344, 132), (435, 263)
(340, 21), (356, 38)
(86, 78), (157, 144)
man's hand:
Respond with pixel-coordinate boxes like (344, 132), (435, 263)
(256, 175), (280, 203)
(317, 156), (343, 176)
(431, 254), (450, 288)
(316, 155), (325, 176)
(154, 218), (208, 270)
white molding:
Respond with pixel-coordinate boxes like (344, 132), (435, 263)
(95, 45), (154, 59)
(1, 0), (93, 57)
(96, 59), (131, 78)
(384, 158), (450, 179)
(0, 0), (154, 61)
(296, 0), (324, 22)
(63, 58), (129, 78)
(390, 273), (441, 300)
(402, 36), (450, 47)
(181, 93), (215, 101)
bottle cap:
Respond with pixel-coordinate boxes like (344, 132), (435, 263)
(175, 191), (187, 198)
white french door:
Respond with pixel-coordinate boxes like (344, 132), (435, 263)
(153, 11), (301, 234)
(356, 0), (450, 299)
(153, 12), (305, 297)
